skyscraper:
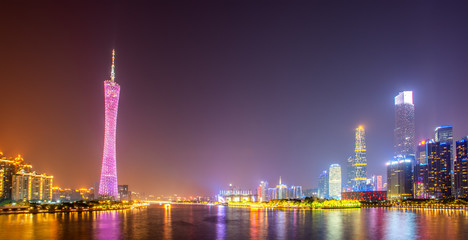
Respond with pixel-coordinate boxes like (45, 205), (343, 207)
(318, 170), (329, 199)
(394, 91), (415, 157)
(99, 50), (121, 200)
(352, 126), (367, 191)
(276, 177), (288, 199)
(345, 156), (354, 191)
(328, 164), (342, 199)
(435, 125), (454, 196)
(387, 156), (413, 200)
(414, 140), (452, 199)
(454, 137), (468, 198)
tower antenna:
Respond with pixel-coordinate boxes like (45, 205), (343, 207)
(111, 49), (116, 82)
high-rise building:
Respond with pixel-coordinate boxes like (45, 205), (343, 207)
(99, 50), (121, 200)
(394, 91), (415, 157)
(267, 187), (277, 201)
(289, 185), (303, 199)
(435, 125), (454, 196)
(414, 140), (430, 199)
(376, 175), (383, 191)
(318, 170), (329, 199)
(345, 156), (354, 191)
(414, 140), (452, 199)
(352, 126), (367, 191)
(12, 169), (53, 202)
(118, 185), (129, 201)
(257, 181), (269, 202)
(1, 154), (32, 200)
(276, 177), (288, 199)
(387, 156), (413, 200)
(455, 137), (468, 198)
(329, 164), (342, 199)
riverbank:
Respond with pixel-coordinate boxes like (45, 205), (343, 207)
(0, 200), (148, 215)
(227, 199), (361, 209)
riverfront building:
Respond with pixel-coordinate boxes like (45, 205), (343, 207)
(328, 164), (342, 199)
(1, 154), (33, 200)
(414, 140), (452, 199)
(99, 50), (121, 200)
(218, 185), (255, 203)
(394, 91), (415, 157)
(455, 137), (468, 198)
(387, 156), (413, 200)
(12, 169), (53, 202)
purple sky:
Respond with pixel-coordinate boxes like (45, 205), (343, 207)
(1, 1), (468, 196)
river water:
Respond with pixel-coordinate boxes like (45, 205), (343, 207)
(1, 205), (467, 239)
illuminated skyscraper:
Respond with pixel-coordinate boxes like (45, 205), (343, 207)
(414, 140), (451, 199)
(387, 156), (413, 200)
(454, 137), (468, 198)
(276, 177), (288, 199)
(328, 164), (342, 199)
(435, 125), (454, 196)
(352, 126), (367, 191)
(318, 171), (329, 199)
(99, 50), (120, 200)
(345, 156), (354, 191)
(394, 91), (415, 156)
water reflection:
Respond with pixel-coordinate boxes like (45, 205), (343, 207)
(216, 205), (226, 239)
(325, 211), (343, 240)
(95, 211), (121, 240)
(163, 207), (172, 239)
(0, 207), (467, 239)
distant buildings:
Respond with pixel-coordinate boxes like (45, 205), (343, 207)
(118, 185), (130, 201)
(394, 91), (415, 157)
(328, 164), (341, 199)
(290, 185), (303, 199)
(386, 156), (413, 200)
(455, 137), (468, 198)
(318, 171), (329, 199)
(352, 126), (367, 191)
(276, 177), (288, 199)
(218, 184), (255, 203)
(52, 187), (94, 202)
(257, 181), (269, 202)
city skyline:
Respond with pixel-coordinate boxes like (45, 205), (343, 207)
(2, 2), (468, 196)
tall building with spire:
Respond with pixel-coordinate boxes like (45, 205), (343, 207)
(99, 50), (120, 199)
(352, 126), (367, 191)
(394, 91), (415, 157)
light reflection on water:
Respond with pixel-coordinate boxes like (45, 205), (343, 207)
(1, 206), (467, 239)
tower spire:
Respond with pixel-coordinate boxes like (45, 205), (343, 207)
(279, 176), (282, 185)
(111, 49), (116, 82)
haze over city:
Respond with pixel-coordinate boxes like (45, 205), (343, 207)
(2, 1), (468, 196)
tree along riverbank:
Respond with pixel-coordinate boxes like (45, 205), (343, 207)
(0, 200), (148, 215)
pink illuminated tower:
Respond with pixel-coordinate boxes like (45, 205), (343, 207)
(99, 49), (120, 199)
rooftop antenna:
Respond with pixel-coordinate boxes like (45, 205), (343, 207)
(111, 49), (116, 82)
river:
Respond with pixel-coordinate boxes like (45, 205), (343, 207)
(1, 205), (467, 239)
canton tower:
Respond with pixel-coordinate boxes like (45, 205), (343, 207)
(99, 50), (120, 199)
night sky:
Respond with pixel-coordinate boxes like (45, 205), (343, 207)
(1, 1), (468, 196)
